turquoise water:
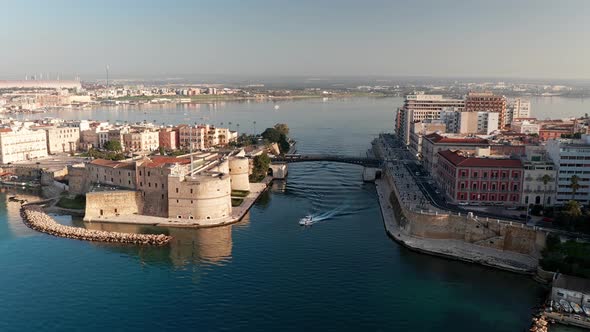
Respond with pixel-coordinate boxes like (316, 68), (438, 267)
(0, 98), (548, 331)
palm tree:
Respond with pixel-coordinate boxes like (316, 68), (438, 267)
(570, 175), (581, 200)
(236, 123), (240, 133)
(253, 120), (257, 134)
(541, 174), (552, 209)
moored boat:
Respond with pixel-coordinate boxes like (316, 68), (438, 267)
(583, 305), (590, 316)
(571, 302), (583, 315)
(560, 299), (572, 313)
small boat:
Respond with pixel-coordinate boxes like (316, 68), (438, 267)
(571, 302), (583, 315)
(582, 305), (590, 316)
(553, 301), (562, 312)
(274, 105), (280, 110)
(299, 215), (313, 226)
(560, 299), (573, 313)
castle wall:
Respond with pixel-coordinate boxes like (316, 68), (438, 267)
(84, 191), (143, 219)
(229, 157), (250, 191)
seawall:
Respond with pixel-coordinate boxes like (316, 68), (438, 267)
(21, 205), (171, 246)
(375, 175), (541, 274)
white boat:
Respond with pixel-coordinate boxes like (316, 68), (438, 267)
(560, 299), (573, 313)
(274, 105), (280, 110)
(299, 215), (313, 226)
(582, 305), (590, 316)
(571, 302), (583, 315)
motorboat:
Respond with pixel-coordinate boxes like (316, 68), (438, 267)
(582, 305), (590, 316)
(299, 215), (313, 226)
(571, 302), (583, 315)
(560, 299), (573, 313)
(553, 301), (562, 312)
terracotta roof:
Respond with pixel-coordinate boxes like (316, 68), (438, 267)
(438, 150), (522, 168)
(90, 159), (135, 169)
(425, 133), (489, 145)
(0, 128), (12, 133)
(142, 156), (191, 168)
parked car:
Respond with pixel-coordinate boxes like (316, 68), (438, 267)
(542, 217), (554, 223)
(458, 202), (469, 206)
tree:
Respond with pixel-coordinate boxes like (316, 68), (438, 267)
(571, 175), (581, 200)
(274, 123), (289, 136)
(251, 152), (271, 182)
(261, 127), (282, 143)
(104, 140), (122, 152)
(541, 174), (552, 209)
(158, 146), (165, 156)
(278, 134), (290, 154)
(564, 200), (582, 218)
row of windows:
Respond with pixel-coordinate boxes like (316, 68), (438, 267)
(459, 182), (519, 191)
(458, 193), (519, 201)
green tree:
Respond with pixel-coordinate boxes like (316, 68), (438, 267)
(251, 152), (271, 182)
(565, 200), (582, 218)
(274, 123), (290, 136)
(278, 134), (290, 154)
(158, 146), (165, 156)
(104, 140), (122, 152)
(261, 127), (282, 143)
(571, 175), (581, 200)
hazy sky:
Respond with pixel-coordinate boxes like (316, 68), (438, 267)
(1, 0), (589, 80)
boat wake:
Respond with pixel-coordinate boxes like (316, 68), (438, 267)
(299, 206), (343, 226)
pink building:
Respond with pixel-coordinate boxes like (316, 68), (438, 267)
(435, 150), (523, 205)
(159, 128), (178, 150)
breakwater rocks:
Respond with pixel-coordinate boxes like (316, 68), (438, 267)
(20, 206), (172, 246)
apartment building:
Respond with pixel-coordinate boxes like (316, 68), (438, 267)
(546, 135), (590, 205)
(0, 127), (48, 164)
(395, 92), (464, 145)
(465, 92), (507, 128)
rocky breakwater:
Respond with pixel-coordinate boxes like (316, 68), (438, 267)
(529, 316), (548, 332)
(21, 206), (172, 246)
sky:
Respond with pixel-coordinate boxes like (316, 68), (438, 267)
(1, 0), (589, 81)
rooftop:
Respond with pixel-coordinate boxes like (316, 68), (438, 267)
(438, 149), (523, 168)
(425, 133), (489, 145)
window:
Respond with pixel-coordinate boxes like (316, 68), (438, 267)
(176, 188), (179, 193)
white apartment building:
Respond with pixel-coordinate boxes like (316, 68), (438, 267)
(395, 93), (464, 145)
(0, 127), (48, 163)
(546, 135), (590, 205)
(477, 112), (500, 135)
(43, 126), (80, 154)
(506, 98), (531, 125)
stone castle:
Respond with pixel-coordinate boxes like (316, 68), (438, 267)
(68, 151), (251, 225)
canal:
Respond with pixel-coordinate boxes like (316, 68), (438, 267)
(0, 97), (560, 331)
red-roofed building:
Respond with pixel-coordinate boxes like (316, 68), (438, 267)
(422, 133), (490, 175)
(435, 150), (523, 205)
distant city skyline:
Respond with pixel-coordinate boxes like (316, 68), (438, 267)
(2, 0), (589, 80)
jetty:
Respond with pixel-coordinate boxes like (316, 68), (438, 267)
(20, 205), (171, 246)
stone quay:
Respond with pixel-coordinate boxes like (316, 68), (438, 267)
(20, 205), (172, 246)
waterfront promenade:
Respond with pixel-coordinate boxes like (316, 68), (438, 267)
(84, 178), (272, 228)
(375, 178), (538, 273)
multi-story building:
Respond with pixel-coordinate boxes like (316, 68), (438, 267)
(465, 92), (507, 128)
(43, 126), (80, 154)
(440, 110), (498, 135)
(435, 149), (523, 205)
(506, 98), (531, 125)
(521, 146), (557, 207)
(408, 120), (446, 159)
(476, 112), (500, 135)
(158, 128), (179, 150)
(512, 119), (540, 135)
(395, 92), (464, 145)
(0, 127), (48, 164)
(122, 131), (159, 152)
(546, 135), (590, 205)
(421, 133), (489, 175)
(86, 159), (137, 189)
(178, 124), (237, 150)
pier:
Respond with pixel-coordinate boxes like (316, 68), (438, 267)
(21, 205), (172, 246)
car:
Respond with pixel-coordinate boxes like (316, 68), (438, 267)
(542, 217), (554, 222)
(434, 190), (440, 194)
(458, 202), (469, 206)
(506, 206), (518, 210)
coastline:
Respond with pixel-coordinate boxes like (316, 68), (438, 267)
(374, 177), (539, 275)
